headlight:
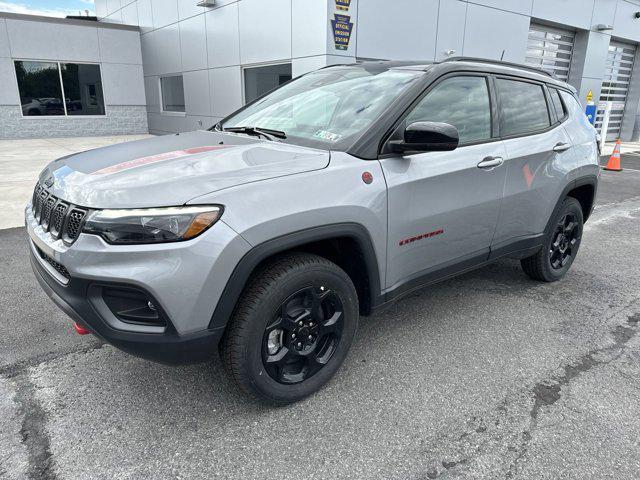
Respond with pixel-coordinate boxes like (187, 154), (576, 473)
(82, 206), (223, 245)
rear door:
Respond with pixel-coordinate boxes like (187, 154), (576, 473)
(380, 74), (507, 292)
(491, 77), (576, 249)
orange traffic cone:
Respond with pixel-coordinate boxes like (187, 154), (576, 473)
(604, 139), (623, 171)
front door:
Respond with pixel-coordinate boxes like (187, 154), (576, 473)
(380, 75), (506, 293)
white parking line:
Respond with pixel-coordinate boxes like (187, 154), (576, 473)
(587, 196), (640, 230)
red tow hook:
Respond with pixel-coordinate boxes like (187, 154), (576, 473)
(73, 323), (91, 335)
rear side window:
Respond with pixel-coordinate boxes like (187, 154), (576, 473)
(549, 88), (567, 120)
(405, 76), (492, 144)
(497, 79), (551, 137)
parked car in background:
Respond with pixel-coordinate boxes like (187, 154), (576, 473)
(27, 58), (599, 404)
(20, 97), (45, 116)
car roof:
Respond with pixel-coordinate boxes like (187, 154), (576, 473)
(323, 57), (575, 92)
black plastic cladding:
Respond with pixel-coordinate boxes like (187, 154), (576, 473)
(31, 183), (89, 245)
(34, 243), (71, 280)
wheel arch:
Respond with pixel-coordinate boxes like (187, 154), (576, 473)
(566, 177), (597, 223)
(544, 175), (598, 234)
(208, 223), (382, 330)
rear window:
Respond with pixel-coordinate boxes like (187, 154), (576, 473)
(549, 88), (568, 120)
(497, 79), (551, 137)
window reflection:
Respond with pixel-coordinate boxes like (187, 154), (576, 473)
(61, 63), (105, 115)
(406, 76), (492, 144)
(15, 61), (65, 116)
(15, 60), (106, 117)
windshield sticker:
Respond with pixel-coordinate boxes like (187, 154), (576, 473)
(92, 146), (229, 175)
(314, 130), (343, 142)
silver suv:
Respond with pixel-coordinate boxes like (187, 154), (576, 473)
(27, 58), (599, 404)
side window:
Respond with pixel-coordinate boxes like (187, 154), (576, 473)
(496, 79), (551, 137)
(549, 88), (567, 121)
(405, 76), (492, 144)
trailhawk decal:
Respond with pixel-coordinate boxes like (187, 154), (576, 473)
(399, 229), (444, 246)
(93, 146), (229, 175)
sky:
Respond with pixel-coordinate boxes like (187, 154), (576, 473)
(0, 0), (95, 17)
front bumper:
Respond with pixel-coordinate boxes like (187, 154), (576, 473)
(30, 249), (224, 364)
(26, 203), (252, 364)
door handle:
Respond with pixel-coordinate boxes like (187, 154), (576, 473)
(477, 156), (504, 169)
(553, 142), (571, 153)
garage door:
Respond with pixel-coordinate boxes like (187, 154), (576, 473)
(596, 41), (637, 141)
(526, 24), (575, 82)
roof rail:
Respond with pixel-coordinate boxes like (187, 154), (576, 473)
(441, 56), (556, 79)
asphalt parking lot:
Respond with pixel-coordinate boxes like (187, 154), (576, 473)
(1, 165), (640, 479)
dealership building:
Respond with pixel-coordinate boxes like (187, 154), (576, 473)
(2, 0), (640, 141)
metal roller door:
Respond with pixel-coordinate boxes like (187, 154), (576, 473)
(526, 24), (575, 82)
(596, 41), (637, 141)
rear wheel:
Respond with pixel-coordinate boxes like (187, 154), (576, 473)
(221, 253), (359, 404)
(521, 197), (583, 282)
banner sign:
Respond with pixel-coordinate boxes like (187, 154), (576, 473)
(331, 14), (353, 50)
(335, 0), (351, 11)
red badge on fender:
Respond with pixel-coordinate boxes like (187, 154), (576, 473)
(362, 172), (373, 184)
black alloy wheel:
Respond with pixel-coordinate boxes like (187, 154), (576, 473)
(549, 212), (580, 270)
(221, 253), (359, 404)
(262, 286), (344, 384)
(521, 196), (584, 282)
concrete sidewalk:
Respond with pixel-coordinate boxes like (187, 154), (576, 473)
(0, 135), (151, 229)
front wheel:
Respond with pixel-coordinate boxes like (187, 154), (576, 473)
(221, 253), (359, 404)
(521, 197), (584, 282)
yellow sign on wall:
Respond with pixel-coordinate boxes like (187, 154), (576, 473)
(586, 89), (593, 103)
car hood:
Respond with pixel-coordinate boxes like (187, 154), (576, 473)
(38, 130), (330, 209)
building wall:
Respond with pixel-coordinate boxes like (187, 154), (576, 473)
(97, 0), (640, 140)
(0, 12), (148, 139)
(97, 0), (342, 134)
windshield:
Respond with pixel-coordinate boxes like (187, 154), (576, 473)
(220, 66), (424, 150)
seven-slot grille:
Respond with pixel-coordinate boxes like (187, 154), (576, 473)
(31, 183), (89, 244)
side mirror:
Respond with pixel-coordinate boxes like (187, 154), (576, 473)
(389, 121), (459, 153)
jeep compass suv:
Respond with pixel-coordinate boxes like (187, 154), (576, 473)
(27, 58), (599, 404)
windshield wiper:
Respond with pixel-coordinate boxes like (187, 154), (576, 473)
(223, 126), (287, 141)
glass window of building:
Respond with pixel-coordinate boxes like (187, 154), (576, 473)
(160, 75), (186, 113)
(14, 60), (105, 117)
(61, 63), (105, 115)
(244, 64), (292, 104)
(15, 61), (65, 116)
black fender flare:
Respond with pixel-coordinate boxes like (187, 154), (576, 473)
(208, 223), (382, 329)
(544, 174), (599, 235)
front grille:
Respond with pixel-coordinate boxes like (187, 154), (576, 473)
(49, 202), (68, 238)
(65, 209), (86, 241)
(40, 196), (56, 230)
(30, 183), (89, 245)
(35, 244), (71, 280)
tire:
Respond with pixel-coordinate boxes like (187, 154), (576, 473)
(521, 197), (583, 282)
(221, 252), (359, 405)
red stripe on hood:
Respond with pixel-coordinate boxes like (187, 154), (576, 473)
(93, 145), (229, 175)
